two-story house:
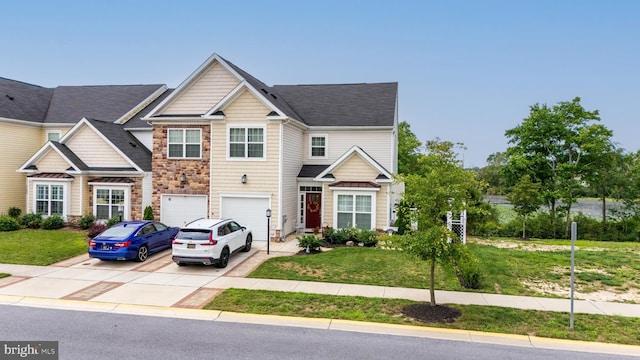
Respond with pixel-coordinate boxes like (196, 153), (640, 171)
(14, 53), (400, 241)
(1, 78), (165, 217)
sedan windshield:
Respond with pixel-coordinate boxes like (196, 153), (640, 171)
(99, 225), (138, 239)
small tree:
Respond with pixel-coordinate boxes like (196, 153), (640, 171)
(398, 226), (451, 306)
(143, 206), (154, 220)
(506, 175), (543, 239)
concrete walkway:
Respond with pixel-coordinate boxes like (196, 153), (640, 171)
(1, 240), (639, 356)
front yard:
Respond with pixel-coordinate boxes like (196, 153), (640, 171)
(248, 238), (640, 302)
(0, 229), (88, 266)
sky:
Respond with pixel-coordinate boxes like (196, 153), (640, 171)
(2, 0), (638, 168)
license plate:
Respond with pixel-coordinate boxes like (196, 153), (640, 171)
(187, 244), (195, 249)
(102, 244), (110, 250)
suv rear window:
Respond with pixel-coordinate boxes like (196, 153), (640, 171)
(177, 229), (211, 240)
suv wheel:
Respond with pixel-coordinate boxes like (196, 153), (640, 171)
(216, 247), (230, 268)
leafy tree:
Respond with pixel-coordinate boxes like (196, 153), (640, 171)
(582, 146), (626, 225)
(397, 121), (422, 175)
(504, 97), (613, 238)
(477, 152), (508, 196)
(506, 175), (543, 239)
(396, 139), (486, 306)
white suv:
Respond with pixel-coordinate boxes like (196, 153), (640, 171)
(171, 219), (252, 268)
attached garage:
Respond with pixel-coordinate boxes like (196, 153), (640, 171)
(220, 195), (270, 241)
(161, 194), (208, 227)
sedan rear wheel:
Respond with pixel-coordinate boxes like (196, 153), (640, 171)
(242, 234), (252, 252)
(217, 247), (230, 268)
(136, 245), (149, 262)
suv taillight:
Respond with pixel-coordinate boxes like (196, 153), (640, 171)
(201, 232), (218, 246)
(172, 234), (182, 245)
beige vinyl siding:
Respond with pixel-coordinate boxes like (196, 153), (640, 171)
(163, 62), (240, 115)
(36, 150), (72, 172)
(210, 91), (280, 221)
(69, 177), (82, 216)
(65, 125), (131, 168)
(0, 122), (42, 211)
(303, 130), (394, 170)
(376, 185), (389, 229)
(281, 123), (303, 235)
(322, 183), (334, 228)
(332, 155), (379, 180)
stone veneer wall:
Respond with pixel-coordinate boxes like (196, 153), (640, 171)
(130, 177), (143, 220)
(151, 125), (211, 216)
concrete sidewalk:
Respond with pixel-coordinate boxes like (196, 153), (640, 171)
(1, 241), (639, 356)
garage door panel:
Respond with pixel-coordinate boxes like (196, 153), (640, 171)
(221, 197), (269, 241)
(161, 195), (207, 227)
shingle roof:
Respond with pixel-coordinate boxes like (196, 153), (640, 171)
(125, 88), (174, 128)
(271, 83), (397, 127)
(0, 77), (53, 122)
(297, 165), (330, 178)
(44, 85), (164, 124)
(50, 142), (89, 170)
(328, 181), (381, 188)
(85, 118), (152, 171)
(221, 57), (397, 127)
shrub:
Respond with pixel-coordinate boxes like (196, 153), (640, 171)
(42, 214), (65, 230)
(450, 243), (483, 289)
(106, 215), (120, 228)
(0, 216), (20, 231)
(143, 205), (154, 220)
(20, 213), (42, 229)
(7, 207), (22, 219)
(297, 234), (323, 251)
(356, 229), (379, 247)
(87, 223), (106, 238)
(78, 214), (95, 230)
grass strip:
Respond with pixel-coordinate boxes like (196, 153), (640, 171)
(205, 288), (640, 346)
(0, 229), (88, 266)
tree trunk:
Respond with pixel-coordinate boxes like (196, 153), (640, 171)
(601, 183), (607, 225)
(564, 203), (572, 238)
(429, 259), (436, 306)
(550, 200), (557, 238)
(522, 216), (526, 239)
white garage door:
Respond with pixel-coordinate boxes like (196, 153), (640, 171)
(161, 195), (208, 227)
(221, 196), (270, 241)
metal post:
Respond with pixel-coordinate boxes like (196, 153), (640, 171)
(570, 221), (576, 329)
(266, 209), (271, 255)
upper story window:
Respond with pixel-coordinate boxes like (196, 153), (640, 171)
(310, 135), (327, 158)
(229, 126), (265, 159)
(168, 129), (201, 159)
(46, 130), (61, 142)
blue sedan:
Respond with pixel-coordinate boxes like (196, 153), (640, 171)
(89, 221), (179, 262)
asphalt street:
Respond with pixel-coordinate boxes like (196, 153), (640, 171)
(1, 305), (637, 360)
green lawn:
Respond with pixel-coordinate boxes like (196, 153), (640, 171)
(249, 240), (640, 298)
(206, 288), (640, 345)
(0, 229), (88, 266)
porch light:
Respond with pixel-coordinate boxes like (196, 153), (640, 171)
(241, 174), (247, 184)
(180, 172), (186, 184)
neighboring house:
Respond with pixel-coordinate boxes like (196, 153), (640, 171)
(9, 52), (400, 242)
(1, 78), (165, 215)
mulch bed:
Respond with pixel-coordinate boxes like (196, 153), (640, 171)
(402, 303), (462, 323)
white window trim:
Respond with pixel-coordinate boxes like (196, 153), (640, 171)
(167, 128), (202, 159)
(226, 125), (267, 161)
(92, 186), (131, 221)
(31, 180), (70, 220)
(333, 191), (376, 230)
(46, 130), (62, 142)
(309, 134), (328, 159)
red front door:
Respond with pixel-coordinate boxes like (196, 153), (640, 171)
(305, 193), (322, 230)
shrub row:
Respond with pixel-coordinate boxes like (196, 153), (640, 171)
(469, 206), (640, 241)
(322, 227), (379, 247)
